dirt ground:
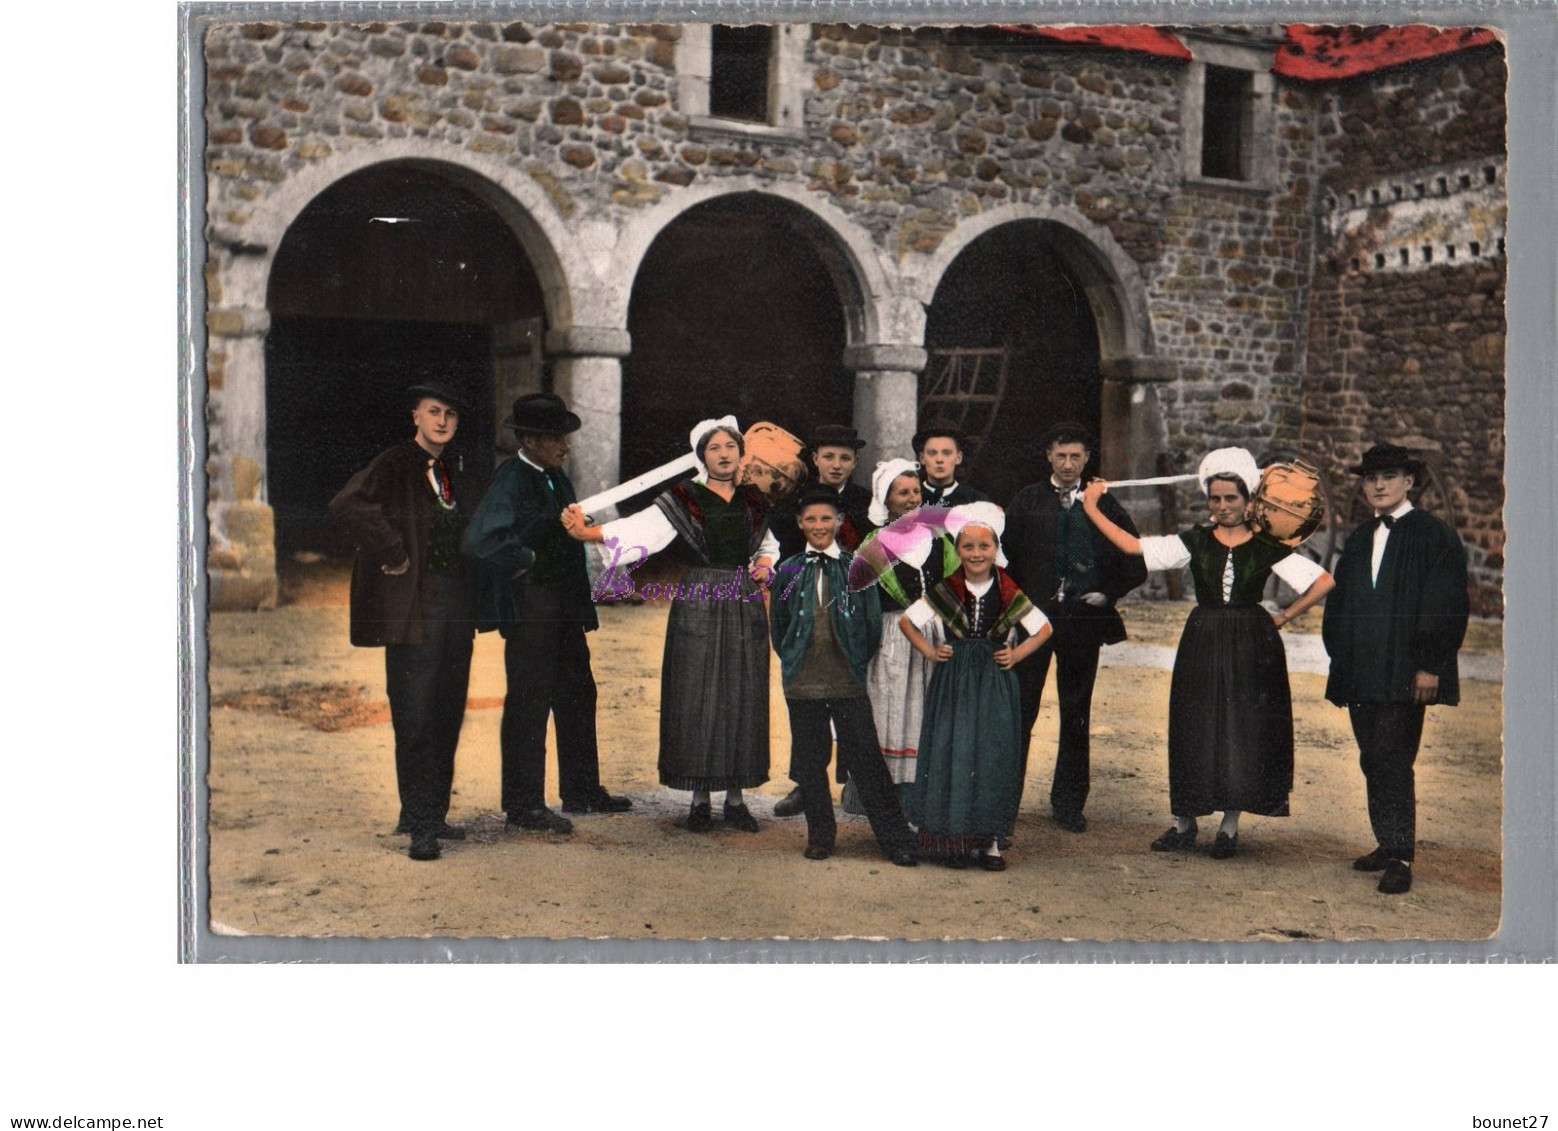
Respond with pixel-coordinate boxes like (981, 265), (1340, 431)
(206, 559), (1503, 942)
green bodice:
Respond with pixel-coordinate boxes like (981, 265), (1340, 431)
(1181, 525), (1292, 607)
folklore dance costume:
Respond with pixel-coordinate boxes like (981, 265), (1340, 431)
(1138, 528), (1326, 818)
(904, 568), (1049, 856)
(598, 474), (779, 793)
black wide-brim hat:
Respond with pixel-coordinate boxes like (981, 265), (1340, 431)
(503, 392), (581, 435)
(406, 382), (470, 415)
(911, 420), (965, 454)
(1347, 442), (1425, 479)
(809, 424), (867, 452)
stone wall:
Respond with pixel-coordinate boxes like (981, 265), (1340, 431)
(201, 20), (1506, 610)
(1301, 46), (1506, 613)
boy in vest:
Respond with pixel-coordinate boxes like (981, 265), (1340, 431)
(770, 489), (918, 865)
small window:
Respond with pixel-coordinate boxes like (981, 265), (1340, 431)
(1447, 245), (1457, 260)
(1469, 241), (1481, 257)
(1459, 174), (1472, 190)
(1371, 188), (1381, 205)
(1374, 253), (1386, 269)
(1483, 165), (1496, 184)
(1422, 245), (1433, 263)
(1399, 249), (1409, 266)
(1437, 177), (1448, 195)
(1200, 65), (1252, 180)
(1348, 192), (1358, 208)
(710, 25), (773, 123)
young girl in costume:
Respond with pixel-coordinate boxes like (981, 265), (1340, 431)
(899, 503), (1052, 870)
(1080, 448), (1335, 858)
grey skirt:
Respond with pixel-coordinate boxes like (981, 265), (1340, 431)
(657, 566), (771, 791)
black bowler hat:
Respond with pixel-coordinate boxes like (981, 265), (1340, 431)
(1038, 420), (1097, 452)
(406, 382), (470, 415)
(911, 420), (965, 454)
(1347, 443), (1424, 479)
(795, 486), (843, 512)
(503, 392), (581, 435)
(809, 424), (867, 452)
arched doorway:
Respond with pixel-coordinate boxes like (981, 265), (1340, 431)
(265, 162), (547, 556)
(923, 221), (1103, 505)
(621, 193), (856, 491)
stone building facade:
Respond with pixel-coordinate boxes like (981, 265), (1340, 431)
(200, 20), (1506, 613)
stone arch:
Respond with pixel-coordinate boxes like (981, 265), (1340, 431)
(221, 142), (586, 329)
(904, 202), (1154, 362)
(608, 178), (907, 347)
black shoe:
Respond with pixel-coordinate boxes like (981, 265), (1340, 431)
(723, 802), (760, 833)
(561, 792), (633, 815)
(393, 821), (466, 840)
(1209, 831), (1239, 859)
(944, 854), (970, 870)
(408, 832), (441, 861)
(1051, 811), (1087, 834)
(889, 846), (919, 867)
(506, 807), (574, 834)
(1353, 847), (1392, 872)
(773, 787), (805, 818)
(979, 853), (1007, 872)
(686, 802), (713, 833)
(1151, 821), (1198, 852)
(1377, 859), (1412, 894)
(803, 844), (832, 861)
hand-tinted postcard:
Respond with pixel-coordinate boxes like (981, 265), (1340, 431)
(197, 17), (1506, 945)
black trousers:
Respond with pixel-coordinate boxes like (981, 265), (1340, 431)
(384, 579), (474, 834)
(1016, 634), (1101, 817)
(1349, 702), (1426, 861)
(786, 695), (914, 855)
(500, 585), (603, 813)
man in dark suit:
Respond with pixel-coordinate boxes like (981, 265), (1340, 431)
(329, 382), (477, 862)
(914, 421), (987, 508)
(463, 392), (632, 835)
(1322, 443), (1469, 895)
(1003, 422), (1148, 831)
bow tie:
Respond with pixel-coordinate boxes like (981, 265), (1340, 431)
(805, 550), (829, 561)
(1374, 514), (1396, 530)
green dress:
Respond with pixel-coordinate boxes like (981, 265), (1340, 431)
(906, 568), (1038, 855)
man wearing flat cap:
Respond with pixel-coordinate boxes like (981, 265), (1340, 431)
(912, 421), (987, 509)
(1003, 421), (1147, 830)
(1322, 443), (1469, 895)
(463, 391), (632, 835)
(329, 382), (478, 862)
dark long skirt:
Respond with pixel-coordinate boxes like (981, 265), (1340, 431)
(1166, 604), (1293, 817)
(657, 565), (771, 791)
(908, 638), (1023, 853)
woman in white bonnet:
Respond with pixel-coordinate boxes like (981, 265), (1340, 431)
(564, 417), (779, 832)
(856, 459), (960, 801)
(1080, 448), (1334, 858)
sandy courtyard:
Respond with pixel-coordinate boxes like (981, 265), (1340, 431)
(206, 562), (1503, 943)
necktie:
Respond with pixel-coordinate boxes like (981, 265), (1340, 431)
(429, 458), (452, 504)
(1055, 484), (1077, 508)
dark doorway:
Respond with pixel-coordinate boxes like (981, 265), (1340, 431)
(924, 222), (1103, 505)
(622, 194), (854, 494)
(265, 162), (545, 556)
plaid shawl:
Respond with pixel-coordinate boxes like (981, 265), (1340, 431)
(925, 567), (1036, 641)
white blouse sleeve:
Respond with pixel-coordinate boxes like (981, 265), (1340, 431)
(1139, 534), (1192, 573)
(1271, 553), (1327, 591)
(598, 506), (679, 556)
(753, 528), (780, 563)
(1019, 606), (1051, 637)
(904, 597), (937, 633)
